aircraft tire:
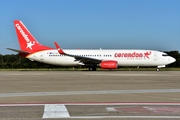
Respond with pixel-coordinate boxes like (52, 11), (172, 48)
(89, 67), (97, 71)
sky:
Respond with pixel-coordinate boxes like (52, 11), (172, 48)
(0, 0), (180, 55)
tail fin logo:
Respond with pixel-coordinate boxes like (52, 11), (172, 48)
(26, 41), (35, 50)
(15, 23), (35, 50)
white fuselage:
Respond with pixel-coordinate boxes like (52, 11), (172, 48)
(26, 49), (176, 67)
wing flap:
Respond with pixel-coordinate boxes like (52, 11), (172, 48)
(74, 56), (101, 63)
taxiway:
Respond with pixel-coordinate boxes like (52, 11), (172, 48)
(0, 71), (180, 119)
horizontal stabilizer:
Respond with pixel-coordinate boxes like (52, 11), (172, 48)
(6, 48), (30, 54)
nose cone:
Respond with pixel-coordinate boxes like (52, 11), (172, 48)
(170, 57), (176, 63)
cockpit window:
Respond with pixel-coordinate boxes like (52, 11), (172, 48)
(162, 54), (168, 56)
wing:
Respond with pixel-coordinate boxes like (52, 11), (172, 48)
(54, 42), (102, 64)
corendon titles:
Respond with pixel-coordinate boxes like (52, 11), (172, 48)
(15, 24), (30, 43)
(114, 51), (151, 59)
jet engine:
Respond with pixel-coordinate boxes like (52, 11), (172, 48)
(100, 60), (118, 69)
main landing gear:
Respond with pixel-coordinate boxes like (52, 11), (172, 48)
(88, 64), (97, 71)
(88, 66), (97, 71)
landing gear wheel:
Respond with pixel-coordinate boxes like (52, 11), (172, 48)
(89, 67), (93, 71)
(156, 68), (159, 71)
(89, 67), (97, 71)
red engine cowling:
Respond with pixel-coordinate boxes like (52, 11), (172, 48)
(100, 61), (118, 69)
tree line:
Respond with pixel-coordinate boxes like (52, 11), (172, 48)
(0, 54), (60, 69)
(0, 51), (180, 69)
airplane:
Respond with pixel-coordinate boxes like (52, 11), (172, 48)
(7, 20), (176, 71)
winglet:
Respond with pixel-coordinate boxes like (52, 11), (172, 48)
(54, 42), (65, 54)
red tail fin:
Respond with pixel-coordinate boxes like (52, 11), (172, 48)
(14, 20), (52, 53)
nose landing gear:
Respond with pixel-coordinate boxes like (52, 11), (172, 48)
(157, 65), (165, 71)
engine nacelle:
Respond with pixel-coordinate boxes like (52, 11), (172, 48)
(100, 60), (118, 69)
